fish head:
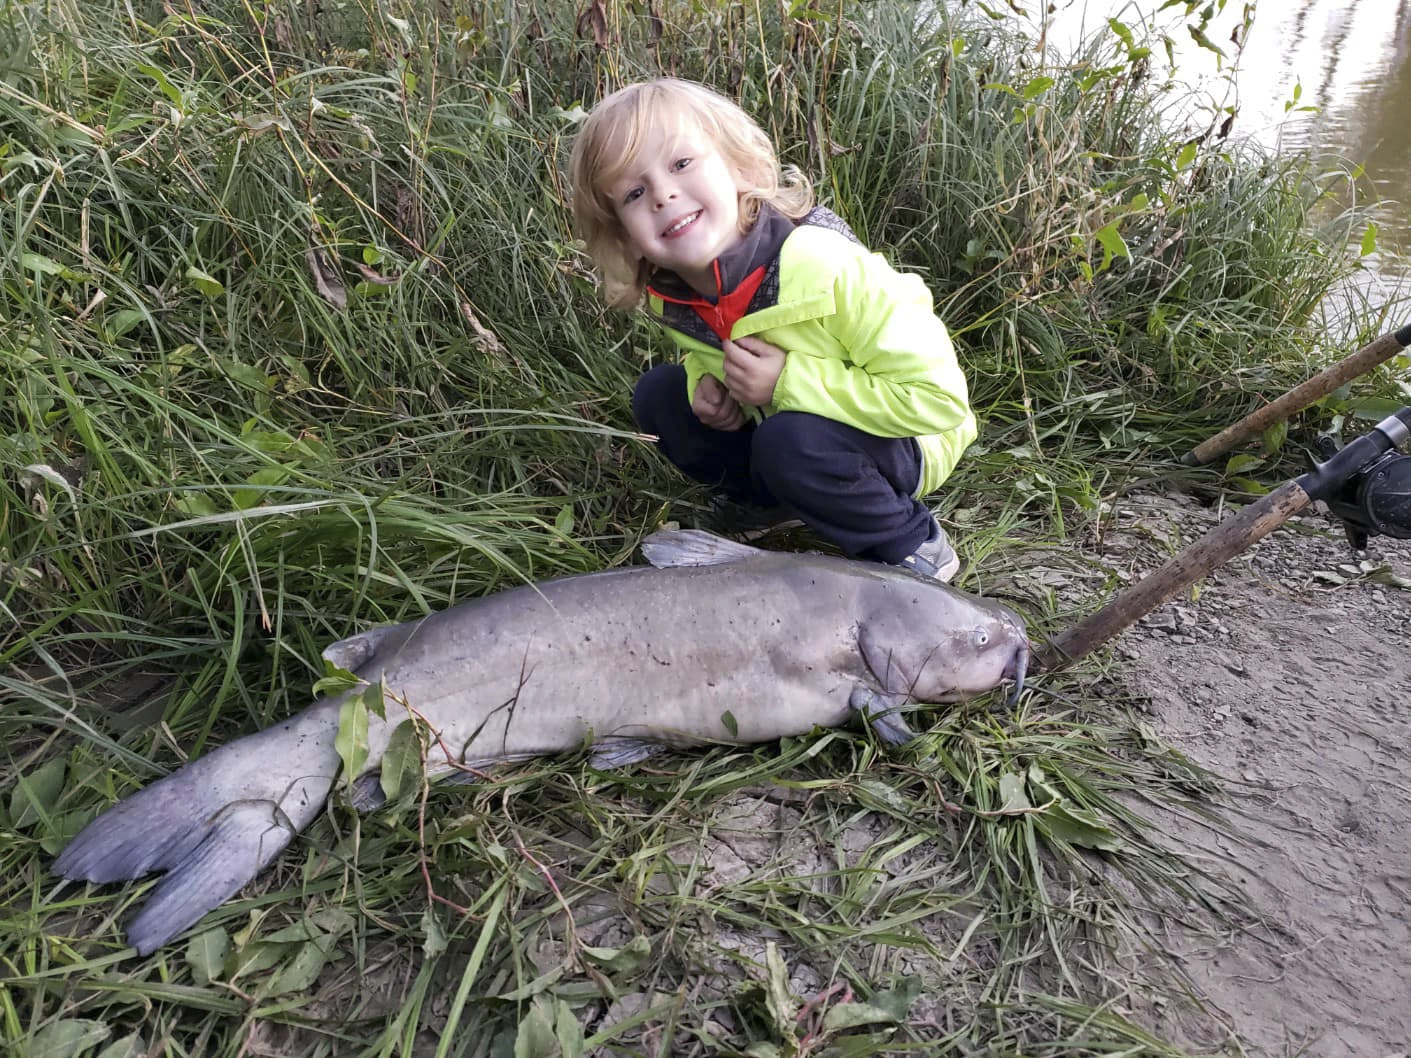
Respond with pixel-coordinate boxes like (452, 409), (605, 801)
(861, 581), (1032, 704)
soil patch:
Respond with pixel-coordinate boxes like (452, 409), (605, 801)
(1060, 490), (1411, 1056)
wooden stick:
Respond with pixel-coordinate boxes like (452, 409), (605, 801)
(1033, 480), (1313, 673)
(1181, 324), (1411, 467)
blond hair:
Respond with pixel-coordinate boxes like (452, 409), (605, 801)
(568, 78), (814, 309)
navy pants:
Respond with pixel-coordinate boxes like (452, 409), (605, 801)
(632, 363), (933, 562)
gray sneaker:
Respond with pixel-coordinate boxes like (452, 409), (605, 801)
(897, 517), (960, 582)
(697, 496), (804, 541)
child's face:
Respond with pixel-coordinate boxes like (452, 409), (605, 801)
(609, 125), (748, 294)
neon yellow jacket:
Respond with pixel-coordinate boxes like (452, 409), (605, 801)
(645, 208), (976, 496)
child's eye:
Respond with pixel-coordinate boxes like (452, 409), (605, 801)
(673, 157), (692, 171)
(621, 186), (643, 205)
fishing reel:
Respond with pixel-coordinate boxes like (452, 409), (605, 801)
(1309, 406), (1411, 550)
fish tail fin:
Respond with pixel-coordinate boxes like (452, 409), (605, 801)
(122, 800), (308, 955)
(55, 718), (339, 954)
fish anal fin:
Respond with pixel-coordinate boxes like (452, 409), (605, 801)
(588, 737), (666, 770)
(640, 529), (762, 569)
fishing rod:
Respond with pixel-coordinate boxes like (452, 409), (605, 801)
(1035, 328), (1411, 673)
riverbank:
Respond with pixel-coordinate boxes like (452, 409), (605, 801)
(3, 3), (1408, 1055)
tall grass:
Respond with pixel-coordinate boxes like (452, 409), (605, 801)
(1, 1), (1404, 1055)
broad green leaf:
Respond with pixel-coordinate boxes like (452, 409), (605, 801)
(106, 309), (148, 338)
(865, 975), (923, 1021)
(1261, 419), (1288, 454)
(335, 694), (371, 788)
(555, 999), (584, 1058)
(720, 710), (738, 737)
(1107, 17), (1135, 47)
(268, 939), (331, 995)
(380, 719), (425, 804)
(1224, 453), (1265, 475)
(171, 493), (219, 517)
(313, 657), (361, 698)
(997, 771), (1031, 813)
(229, 941), (289, 980)
(1229, 476), (1271, 495)
(231, 466), (291, 510)
(496, 967), (566, 1002)
(822, 1001), (902, 1031)
(21, 252), (64, 276)
(136, 63), (183, 106)
(185, 265), (224, 299)
(581, 934), (651, 975)
(422, 906), (448, 957)
(1021, 75), (1054, 100)
(28, 1019), (110, 1058)
(1360, 222), (1378, 258)
(513, 997), (557, 1058)
(1176, 141), (1198, 169)
(185, 927), (230, 986)
(1036, 802), (1124, 852)
(94, 1035), (145, 1058)
(240, 427), (296, 453)
(10, 756), (66, 828)
(857, 777), (908, 814)
(212, 356), (273, 393)
(1093, 222), (1129, 271)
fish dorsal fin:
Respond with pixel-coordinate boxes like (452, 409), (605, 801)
(640, 529), (764, 569)
(322, 624), (400, 674)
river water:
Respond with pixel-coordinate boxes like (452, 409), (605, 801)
(1032, 0), (1411, 296)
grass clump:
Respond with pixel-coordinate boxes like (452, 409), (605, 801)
(2, 1), (1405, 1055)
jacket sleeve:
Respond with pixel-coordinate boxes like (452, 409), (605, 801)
(768, 249), (971, 438)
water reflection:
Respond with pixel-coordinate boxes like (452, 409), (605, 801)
(1033, 1), (1411, 260)
(1241, 0), (1411, 219)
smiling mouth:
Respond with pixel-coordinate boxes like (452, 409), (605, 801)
(661, 211), (701, 238)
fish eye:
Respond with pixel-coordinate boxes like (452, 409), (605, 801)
(972, 629), (989, 647)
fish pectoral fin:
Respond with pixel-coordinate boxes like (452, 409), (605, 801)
(322, 623), (401, 674)
(588, 737), (667, 770)
(348, 772), (387, 813)
(640, 529), (762, 569)
(848, 686), (916, 746)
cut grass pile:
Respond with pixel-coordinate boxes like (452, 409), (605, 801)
(2, 0), (1407, 1054)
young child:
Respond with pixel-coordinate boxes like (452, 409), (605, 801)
(568, 78), (977, 581)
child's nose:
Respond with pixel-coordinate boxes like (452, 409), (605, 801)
(652, 186), (677, 210)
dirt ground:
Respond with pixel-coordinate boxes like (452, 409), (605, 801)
(1055, 489), (1411, 1057)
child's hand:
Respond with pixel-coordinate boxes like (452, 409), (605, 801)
(723, 336), (786, 406)
(691, 374), (745, 432)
